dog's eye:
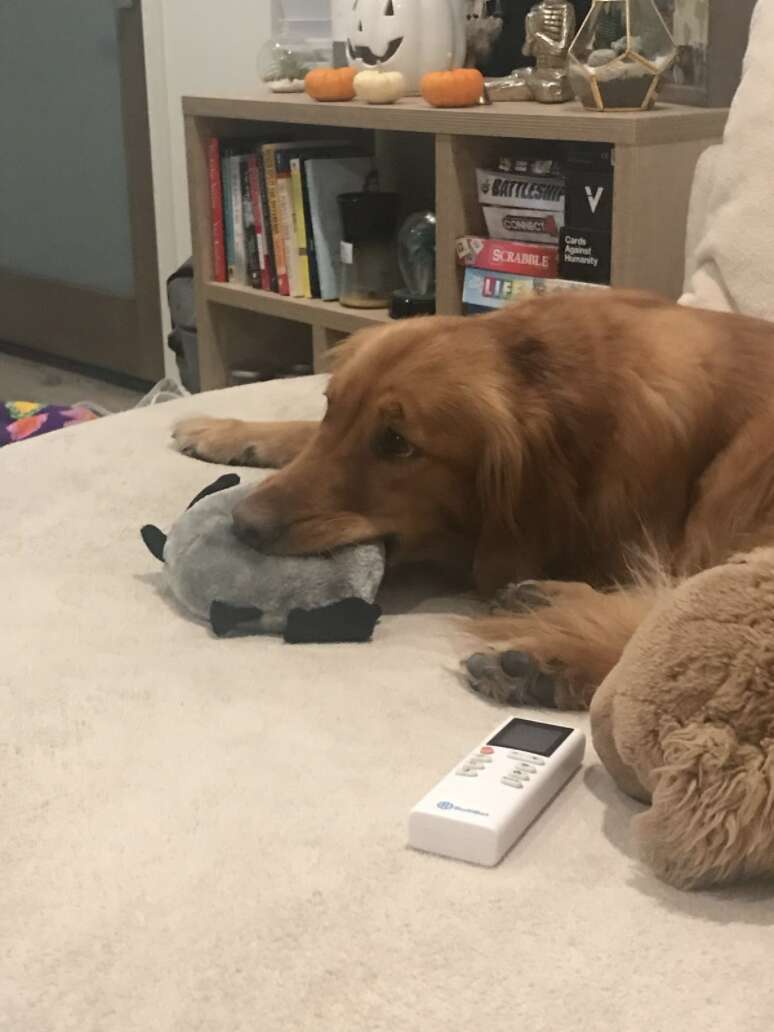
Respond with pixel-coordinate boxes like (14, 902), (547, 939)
(375, 427), (417, 460)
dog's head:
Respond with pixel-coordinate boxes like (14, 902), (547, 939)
(232, 308), (560, 592)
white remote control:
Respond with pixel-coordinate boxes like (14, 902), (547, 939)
(408, 716), (586, 866)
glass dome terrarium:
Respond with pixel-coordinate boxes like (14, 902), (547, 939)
(258, 35), (331, 92)
(568, 0), (677, 111)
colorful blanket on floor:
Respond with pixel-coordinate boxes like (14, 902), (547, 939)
(0, 401), (99, 446)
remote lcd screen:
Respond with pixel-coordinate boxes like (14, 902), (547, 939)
(487, 718), (572, 756)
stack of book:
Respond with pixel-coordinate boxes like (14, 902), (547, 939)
(457, 147), (612, 312)
(209, 137), (375, 301)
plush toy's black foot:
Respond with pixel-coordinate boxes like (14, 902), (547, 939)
(210, 600), (264, 637)
(284, 598), (381, 644)
(140, 524), (168, 562)
(463, 649), (559, 707)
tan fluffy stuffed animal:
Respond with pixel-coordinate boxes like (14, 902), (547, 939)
(590, 549), (774, 890)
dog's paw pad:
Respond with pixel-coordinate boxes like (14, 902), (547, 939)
(465, 652), (494, 681)
(462, 649), (557, 707)
(499, 649), (534, 677)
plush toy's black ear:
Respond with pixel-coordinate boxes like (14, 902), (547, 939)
(284, 598), (381, 644)
(210, 600), (264, 637)
(187, 473), (241, 510)
(141, 524), (167, 562)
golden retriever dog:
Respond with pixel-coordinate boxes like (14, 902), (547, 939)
(174, 289), (774, 711)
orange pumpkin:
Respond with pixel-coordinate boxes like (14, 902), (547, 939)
(420, 68), (484, 108)
(304, 66), (357, 102)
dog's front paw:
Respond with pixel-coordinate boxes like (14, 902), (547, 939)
(463, 649), (558, 707)
(172, 417), (252, 465)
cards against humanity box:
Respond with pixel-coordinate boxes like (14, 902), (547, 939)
(476, 168), (565, 213)
(564, 169), (614, 233)
(482, 205), (564, 244)
(456, 236), (559, 278)
(559, 228), (611, 284)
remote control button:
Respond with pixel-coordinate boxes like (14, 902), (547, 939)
(508, 751), (546, 765)
(460, 765), (482, 773)
(501, 777), (524, 789)
(456, 771), (479, 777)
(480, 747), (495, 755)
(471, 755), (493, 763)
(516, 763), (536, 773)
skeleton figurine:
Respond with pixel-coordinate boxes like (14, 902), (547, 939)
(486, 0), (576, 104)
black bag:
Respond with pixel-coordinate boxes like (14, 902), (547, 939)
(166, 259), (198, 393)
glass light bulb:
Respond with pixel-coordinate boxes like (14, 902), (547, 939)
(398, 211), (436, 299)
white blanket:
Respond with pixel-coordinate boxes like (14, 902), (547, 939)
(681, 0), (774, 318)
(3, 376), (773, 1031)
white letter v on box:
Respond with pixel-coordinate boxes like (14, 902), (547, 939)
(585, 185), (604, 214)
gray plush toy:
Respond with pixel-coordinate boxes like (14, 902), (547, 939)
(141, 474), (384, 643)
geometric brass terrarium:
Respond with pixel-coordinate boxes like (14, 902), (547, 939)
(568, 0), (677, 111)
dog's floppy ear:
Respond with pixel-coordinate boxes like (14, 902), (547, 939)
(328, 326), (378, 371)
(327, 323), (392, 372)
(472, 399), (528, 597)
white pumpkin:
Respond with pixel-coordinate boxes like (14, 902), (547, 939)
(354, 69), (407, 103)
(346, 0), (467, 94)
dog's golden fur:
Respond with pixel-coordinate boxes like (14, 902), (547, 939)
(174, 289), (774, 706)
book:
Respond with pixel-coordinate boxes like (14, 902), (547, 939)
(221, 148), (235, 281)
(304, 155), (375, 300)
(274, 148), (303, 296)
(255, 151), (278, 293)
(456, 237), (559, 278)
(482, 205), (563, 244)
(247, 154), (270, 291)
(299, 154), (321, 298)
(476, 168), (565, 213)
(290, 157), (312, 298)
(208, 138), (226, 282)
(262, 143), (290, 295)
(229, 153), (247, 285)
(240, 156), (260, 288)
(462, 267), (609, 310)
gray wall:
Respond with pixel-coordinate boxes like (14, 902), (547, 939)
(0, 0), (134, 296)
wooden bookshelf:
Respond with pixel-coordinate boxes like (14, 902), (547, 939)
(184, 92), (727, 391)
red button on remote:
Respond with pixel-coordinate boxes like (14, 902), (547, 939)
(480, 746), (494, 754)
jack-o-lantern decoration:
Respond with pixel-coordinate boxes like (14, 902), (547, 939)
(347, 0), (467, 95)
